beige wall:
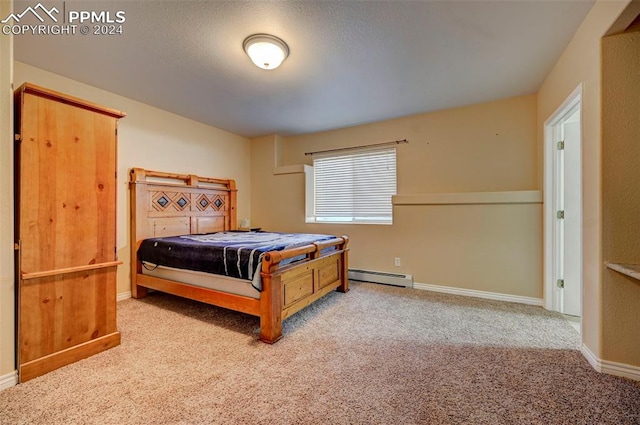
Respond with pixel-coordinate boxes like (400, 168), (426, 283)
(282, 95), (538, 193)
(0, 0), (15, 378)
(252, 95), (543, 298)
(537, 0), (632, 360)
(601, 28), (640, 366)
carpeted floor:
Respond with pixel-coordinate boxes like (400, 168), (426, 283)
(1, 281), (639, 424)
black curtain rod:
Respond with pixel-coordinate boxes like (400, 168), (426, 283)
(304, 139), (408, 156)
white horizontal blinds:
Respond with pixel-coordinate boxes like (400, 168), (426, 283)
(313, 147), (396, 223)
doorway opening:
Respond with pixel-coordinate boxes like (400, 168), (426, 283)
(544, 85), (583, 332)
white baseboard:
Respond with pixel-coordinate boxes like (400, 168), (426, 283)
(582, 343), (640, 381)
(413, 283), (640, 381)
(117, 291), (132, 302)
(413, 282), (543, 306)
(581, 343), (600, 370)
(0, 370), (18, 391)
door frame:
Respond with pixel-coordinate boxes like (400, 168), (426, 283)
(543, 84), (583, 314)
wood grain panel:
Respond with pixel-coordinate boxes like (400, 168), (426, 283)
(20, 332), (121, 383)
(283, 270), (314, 307)
(18, 93), (117, 274)
(19, 267), (117, 363)
(281, 280), (343, 321)
(15, 82), (124, 382)
(319, 262), (339, 289)
(152, 217), (190, 237)
(193, 216), (225, 234)
(136, 274), (260, 316)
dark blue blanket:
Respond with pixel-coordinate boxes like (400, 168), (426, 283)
(138, 231), (336, 290)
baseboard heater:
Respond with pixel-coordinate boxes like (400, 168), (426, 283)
(348, 269), (414, 288)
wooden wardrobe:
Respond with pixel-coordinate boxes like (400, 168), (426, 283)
(14, 83), (126, 382)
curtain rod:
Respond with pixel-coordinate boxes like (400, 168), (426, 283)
(304, 139), (408, 156)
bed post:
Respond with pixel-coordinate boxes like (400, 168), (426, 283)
(259, 253), (283, 343)
(129, 168), (149, 299)
(338, 235), (350, 293)
(228, 180), (238, 230)
(133, 242), (148, 299)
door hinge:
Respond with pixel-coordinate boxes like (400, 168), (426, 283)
(557, 210), (565, 219)
(557, 279), (565, 288)
(557, 141), (565, 150)
(15, 134), (21, 142)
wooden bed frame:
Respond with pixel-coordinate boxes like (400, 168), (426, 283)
(129, 168), (349, 343)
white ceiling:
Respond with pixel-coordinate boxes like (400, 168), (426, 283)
(13, 0), (595, 138)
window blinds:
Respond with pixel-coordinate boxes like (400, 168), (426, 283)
(313, 147), (396, 224)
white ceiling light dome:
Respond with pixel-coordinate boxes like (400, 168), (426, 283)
(243, 34), (290, 70)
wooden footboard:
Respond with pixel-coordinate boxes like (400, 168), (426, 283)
(259, 237), (349, 343)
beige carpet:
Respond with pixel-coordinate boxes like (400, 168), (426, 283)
(1, 282), (639, 424)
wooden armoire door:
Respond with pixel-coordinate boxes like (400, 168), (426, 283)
(14, 83), (126, 382)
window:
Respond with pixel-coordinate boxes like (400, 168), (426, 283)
(308, 147), (396, 224)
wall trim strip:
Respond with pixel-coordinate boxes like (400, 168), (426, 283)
(393, 190), (542, 206)
(582, 343), (640, 381)
(413, 282), (543, 306)
(0, 370), (17, 391)
(117, 291), (132, 302)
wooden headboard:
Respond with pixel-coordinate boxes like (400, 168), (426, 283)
(129, 168), (238, 245)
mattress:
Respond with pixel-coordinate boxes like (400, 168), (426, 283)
(138, 231), (337, 291)
(141, 263), (260, 299)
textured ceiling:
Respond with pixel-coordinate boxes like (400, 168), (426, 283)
(13, 0), (595, 138)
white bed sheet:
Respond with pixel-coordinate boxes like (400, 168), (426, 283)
(141, 263), (260, 299)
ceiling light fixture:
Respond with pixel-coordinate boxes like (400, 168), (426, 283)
(243, 34), (289, 70)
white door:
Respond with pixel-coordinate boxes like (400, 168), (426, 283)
(544, 87), (583, 325)
(551, 103), (582, 318)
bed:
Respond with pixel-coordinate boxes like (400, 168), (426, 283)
(129, 168), (349, 343)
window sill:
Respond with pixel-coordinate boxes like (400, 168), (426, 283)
(305, 219), (392, 225)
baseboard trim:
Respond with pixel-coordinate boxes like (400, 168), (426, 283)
(0, 370), (18, 391)
(20, 332), (121, 382)
(581, 343), (640, 381)
(581, 343), (600, 371)
(413, 282), (543, 306)
(117, 291), (132, 302)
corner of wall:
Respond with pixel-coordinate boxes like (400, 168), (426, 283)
(0, 0), (16, 378)
(0, 370), (18, 391)
(249, 134), (310, 230)
(536, 0), (634, 365)
(604, 0), (640, 35)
